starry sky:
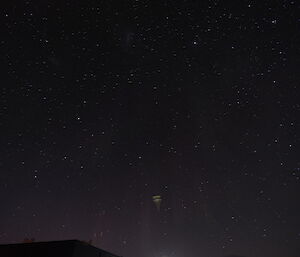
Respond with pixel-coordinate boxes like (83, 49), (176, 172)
(1, 1), (300, 257)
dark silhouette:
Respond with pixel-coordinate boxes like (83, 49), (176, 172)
(0, 240), (119, 257)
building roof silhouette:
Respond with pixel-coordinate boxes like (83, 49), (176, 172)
(0, 239), (120, 257)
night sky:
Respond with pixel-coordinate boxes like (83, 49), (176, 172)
(1, 1), (300, 257)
